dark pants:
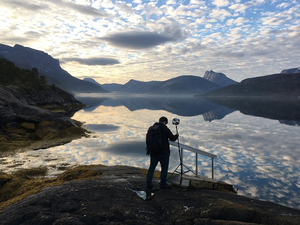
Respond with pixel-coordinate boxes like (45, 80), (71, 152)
(146, 152), (170, 188)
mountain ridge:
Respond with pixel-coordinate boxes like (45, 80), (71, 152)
(201, 73), (300, 98)
(0, 44), (107, 94)
(0, 43), (240, 95)
(100, 71), (239, 95)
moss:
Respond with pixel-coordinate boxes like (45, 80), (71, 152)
(139, 168), (160, 178)
(20, 122), (35, 130)
(57, 165), (103, 181)
(13, 166), (48, 177)
(0, 164), (106, 211)
(0, 119), (88, 154)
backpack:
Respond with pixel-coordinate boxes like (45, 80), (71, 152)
(146, 123), (163, 155)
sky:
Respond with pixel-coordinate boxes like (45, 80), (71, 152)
(1, 0), (300, 84)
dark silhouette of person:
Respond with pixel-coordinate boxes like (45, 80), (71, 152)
(146, 116), (178, 189)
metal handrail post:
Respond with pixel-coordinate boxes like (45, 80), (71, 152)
(195, 153), (198, 176)
(212, 158), (214, 179)
(169, 141), (217, 179)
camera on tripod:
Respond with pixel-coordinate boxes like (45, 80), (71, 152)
(172, 118), (180, 126)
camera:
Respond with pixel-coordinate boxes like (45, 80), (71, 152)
(172, 118), (180, 125)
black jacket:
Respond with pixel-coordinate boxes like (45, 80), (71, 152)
(155, 122), (178, 154)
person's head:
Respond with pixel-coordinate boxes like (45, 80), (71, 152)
(159, 116), (168, 125)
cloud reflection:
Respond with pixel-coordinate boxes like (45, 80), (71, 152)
(102, 140), (146, 156)
(85, 124), (120, 132)
(1, 97), (300, 210)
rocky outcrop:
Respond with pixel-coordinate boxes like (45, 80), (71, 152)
(4, 85), (84, 113)
(0, 165), (299, 225)
(281, 67), (300, 74)
(0, 57), (89, 153)
(0, 86), (83, 125)
(203, 70), (238, 87)
(0, 86), (88, 153)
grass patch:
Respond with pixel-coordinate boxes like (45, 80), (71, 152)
(139, 168), (161, 178)
(0, 164), (105, 211)
(56, 165), (104, 181)
(13, 166), (48, 177)
(0, 165), (161, 211)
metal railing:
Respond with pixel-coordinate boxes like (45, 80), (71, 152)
(169, 141), (217, 179)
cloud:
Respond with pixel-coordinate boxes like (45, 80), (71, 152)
(118, 3), (135, 14)
(99, 31), (174, 49)
(62, 57), (120, 66)
(212, 0), (230, 7)
(213, 49), (247, 58)
(53, 0), (110, 17)
(98, 22), (189, 50)
(209, 8), (232, 21)
(162, 22), (191, 42)
(1, 0), (48, 11)
(229, 3), (252, 13)
(2, 0), (109, 17)
(0, 36), (34, 45)
(178, 42), (206, 55)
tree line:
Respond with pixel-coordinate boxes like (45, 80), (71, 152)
(0, 58), (47, 90)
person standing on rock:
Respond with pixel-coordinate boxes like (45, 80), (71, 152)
(146, 116), (178, 189)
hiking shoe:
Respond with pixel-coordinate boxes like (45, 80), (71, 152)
(160, 184), (171, 189)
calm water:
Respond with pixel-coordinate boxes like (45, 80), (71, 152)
(1, 95), (300, 210)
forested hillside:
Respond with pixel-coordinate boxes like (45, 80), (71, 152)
(0, 58), (47, 90)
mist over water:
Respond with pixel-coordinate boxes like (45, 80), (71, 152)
(1, 95), (300, 210)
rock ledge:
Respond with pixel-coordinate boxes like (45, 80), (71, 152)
(0, 165), (299, 225)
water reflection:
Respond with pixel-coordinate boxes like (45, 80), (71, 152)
(205, 96), (300, 124)
(0, 95), (300, 210)
(77, 95), (236, 119)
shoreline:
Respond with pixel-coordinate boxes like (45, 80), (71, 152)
(1, 164), (300, 225)
(0, 119), (89, 157)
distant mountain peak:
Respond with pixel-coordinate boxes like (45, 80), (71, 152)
(203, 70), (238, 87)
(281, 67), (300, 74)
(83, 78), (101, 86)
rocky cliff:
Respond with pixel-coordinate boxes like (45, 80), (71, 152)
(203, 70), (238, 87)
(0, 44), (107, 93)
(281, 67), (300, 74)
(0, 58), (88, 153)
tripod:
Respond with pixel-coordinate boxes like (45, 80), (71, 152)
(172, 123), (195, 184)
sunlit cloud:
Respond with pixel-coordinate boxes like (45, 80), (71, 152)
(0, 0), (299, 85)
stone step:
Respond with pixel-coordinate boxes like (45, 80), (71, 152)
(168, 174), (237, 193)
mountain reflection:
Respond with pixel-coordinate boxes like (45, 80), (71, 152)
(76, 95), (236, 121)
(77, 95), (300, 125)
(202, 97), (300, 126)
